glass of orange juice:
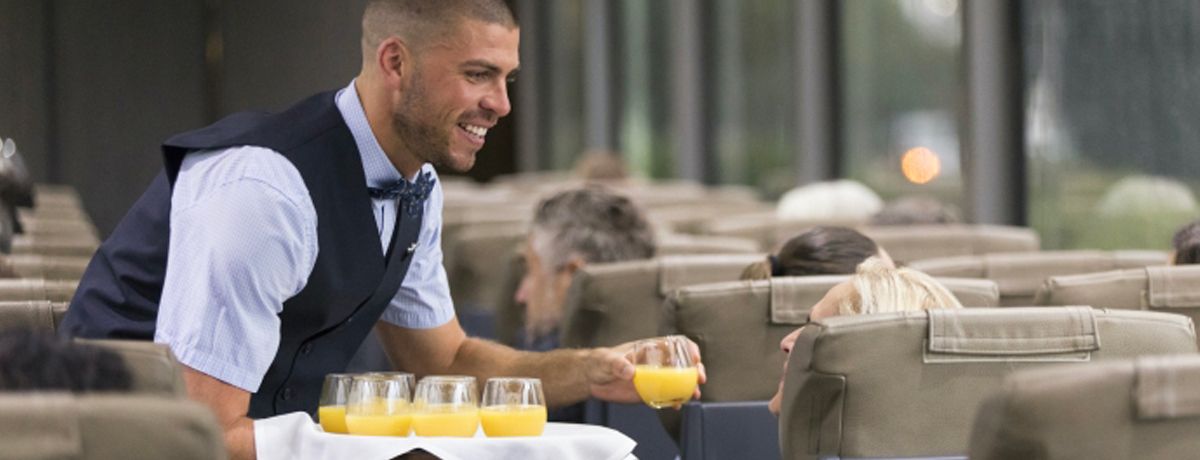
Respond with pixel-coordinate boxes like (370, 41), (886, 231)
(412, 376), (480, 437)
(345, 373), (413, 436)
(632, 335), (699, 409)
(480, 378), (547, 437)
(318, 373), (352, 434)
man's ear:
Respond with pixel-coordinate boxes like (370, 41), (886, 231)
(376, 36), (412, 86)
(560, 256), (586, 276)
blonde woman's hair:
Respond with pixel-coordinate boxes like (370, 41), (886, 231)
(836, 256), (963, 315)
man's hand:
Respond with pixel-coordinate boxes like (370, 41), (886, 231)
(586, 336), (707, 408)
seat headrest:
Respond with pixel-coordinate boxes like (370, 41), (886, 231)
(926, 306), (1099, 361)
(768, 276), (845, 325)
(1135, 355), (1200, 420)
(74, 339), (187, 397)
(1146, 265), (1200, 309)
(657, 254), (764, 295)
(0, 300), (68, 332)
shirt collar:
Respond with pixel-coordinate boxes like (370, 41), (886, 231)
(335, 79), (428, 187)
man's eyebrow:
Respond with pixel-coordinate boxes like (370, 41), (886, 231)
(462, 60), (520, 78)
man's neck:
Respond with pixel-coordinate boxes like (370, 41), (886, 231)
(354, 78), (424, 179)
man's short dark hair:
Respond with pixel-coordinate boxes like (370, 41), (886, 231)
(363, 0), (518, 53)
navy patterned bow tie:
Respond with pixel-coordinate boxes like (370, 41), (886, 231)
(368, 171), (436, 215)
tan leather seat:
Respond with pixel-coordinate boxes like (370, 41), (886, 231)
(970, 355), (1200, 460)
(657, 233), (761, 255)
(11, 235), (99, 257)
(778, 307), (1197, 459)
(561, 254), (763, 347)
(17, 217), (99, 239)
(1036, 264), (1200, 346)
(445, 226), (526, 312)
(912, 250), (1167, 305)
(665, 276), (999, 402)
(0, 300), (69, 332)
(0, 393), (225, 460)
(702, 214), (864, 252)
(2, 255), (91, 280)
(75, 340), (188, 398)
(0, 279), (78, 302)
(860, 224), (1040, 264)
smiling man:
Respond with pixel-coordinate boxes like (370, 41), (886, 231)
(59, 1), (700, 459)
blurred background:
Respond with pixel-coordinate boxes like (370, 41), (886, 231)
(1, 0), (1197, 250)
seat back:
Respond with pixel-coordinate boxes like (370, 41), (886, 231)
(778, 307), (1197, 459)
(3, 255), (91, 280)
(703, 214), (863, 251)
(75, 340), (187, 397)
(11, 236), (99, 257)
(560, 254), (763, 347)
(446, 225), (526, 312)
(970, 355), (1200, 460)
(0, 393), (225, 460)
(912, 250), (1168, 305)
(1036, 264), (1200, 346)
(657, 233), (761, 255)
(0, 300), (69, 332)
(0, 279), (78, 302)
(666, 276), (999, 402)
(860, 224), (1040, 264)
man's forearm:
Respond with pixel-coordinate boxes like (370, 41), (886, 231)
(447, 338), (597, 407)
(224, 417), (257, 460)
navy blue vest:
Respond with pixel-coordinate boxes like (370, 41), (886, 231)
(60, 91), (424, 418)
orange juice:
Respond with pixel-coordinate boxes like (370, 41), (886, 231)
(480, 405), (547, 437)
(412, 405), (480, 437)
(633, 365), (699, 408)
(318, 405), (348, 434)
(345, 413), (412, 436)
(345, 398), (411, 436)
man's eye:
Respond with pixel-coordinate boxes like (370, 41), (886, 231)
(506, 75), (518, 84)
(467, 71), (489, 81)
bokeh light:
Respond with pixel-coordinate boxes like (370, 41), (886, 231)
(901, 147), (942, 184)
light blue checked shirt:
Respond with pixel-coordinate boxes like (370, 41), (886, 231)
(154, 81), (455, 392)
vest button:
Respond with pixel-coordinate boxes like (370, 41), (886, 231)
(281, 388), (293, 401)
(300, 343), (313, 355)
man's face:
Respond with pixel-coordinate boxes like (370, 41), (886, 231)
(392, 20), (519, 172)
(768, 280), (852, 415)
(514, 236), (574, 339)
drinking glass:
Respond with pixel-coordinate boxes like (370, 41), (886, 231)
(412, 375), (480, 437)
(345, 373), (414, 436)
(631, 335), (699, 409)
(318, 373), (353, 434)
(480, 377), (547, 437)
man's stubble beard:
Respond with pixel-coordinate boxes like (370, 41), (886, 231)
(390, 77), (471, 172)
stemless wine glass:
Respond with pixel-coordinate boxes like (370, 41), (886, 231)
(345, 373), (414, 436)
(631, 335), (699, 409)
(318, 373), (353, 434)
(412, 376), (480, 437)
(480, 377), (547, 437)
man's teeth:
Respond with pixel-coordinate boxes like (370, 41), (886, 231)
(460, 124), (488, 137)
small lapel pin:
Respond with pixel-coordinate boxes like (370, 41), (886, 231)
(406, 242), (418, 254)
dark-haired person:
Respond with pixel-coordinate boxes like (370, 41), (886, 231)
(59, 2), (700, 458)
(1172, 220), (1200, 265)
(0, 329), (132, 392)
(741, 226), (893, 280)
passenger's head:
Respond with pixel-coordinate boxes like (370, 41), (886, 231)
(741, 226), (892, 280)
(359, 0), (520, 173)
(1172, 220), (1200, 265)
(768, 257), (962, 414)
(573, 150), (628, 183)
(870, 195), (960, 226)
(0, 329), (132, 392)
(515, 186), (656, 339)
(775, 179), (883, 222)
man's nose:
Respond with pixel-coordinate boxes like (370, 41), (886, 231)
(482, 84), (512, 118)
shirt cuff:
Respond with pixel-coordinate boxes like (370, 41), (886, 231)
(157, 334), (265, 392)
